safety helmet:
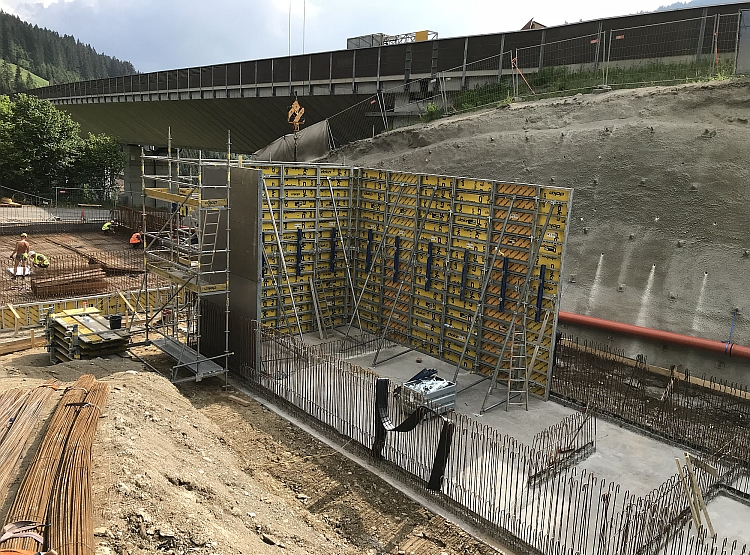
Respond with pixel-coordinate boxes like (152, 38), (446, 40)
(20, 233), (27, 238)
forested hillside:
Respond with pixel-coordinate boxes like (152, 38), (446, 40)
(0, 10), (136, 94)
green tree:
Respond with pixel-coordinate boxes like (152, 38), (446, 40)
(68, 133), (125, 201)
(0, 60), (10, 94)
(0, 93), (81, 193)
(13, 64), (22, 91)
(24, 71), (33, 91)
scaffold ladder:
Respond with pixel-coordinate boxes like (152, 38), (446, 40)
(480, 206), (555, 414)
(506, 313), (529, 411)
(199, 208), (222, 270)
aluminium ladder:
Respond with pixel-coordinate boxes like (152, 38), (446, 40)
(506, 313), (529, 411)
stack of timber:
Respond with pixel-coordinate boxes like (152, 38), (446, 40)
(46, 307), (129, 363)
(31, 267), (107, 297)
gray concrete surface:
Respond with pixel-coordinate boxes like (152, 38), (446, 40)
(325, 80), (750, 387)
(663, 494), (750, 552)
(312, 331), (687, 498)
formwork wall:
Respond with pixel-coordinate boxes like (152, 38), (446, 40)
(260, 165), (355, 332)
(254, 164), (572, 397)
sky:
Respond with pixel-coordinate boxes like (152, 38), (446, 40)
(0, 0), (694, 72)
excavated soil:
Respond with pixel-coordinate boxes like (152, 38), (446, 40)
(0, 350), (501, 555)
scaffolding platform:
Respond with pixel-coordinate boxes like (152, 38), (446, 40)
(139, 132), (231, 384)
(151, 336), (227, 383)
(146, 263), (228, 294)
(143, 187), (227, 208)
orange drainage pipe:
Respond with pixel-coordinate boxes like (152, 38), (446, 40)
(558, 311), (750, 360)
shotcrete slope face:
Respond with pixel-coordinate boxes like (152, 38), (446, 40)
(325, 80), (750, 351)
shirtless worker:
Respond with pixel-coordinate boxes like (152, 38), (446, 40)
(8, 233), (30, 278)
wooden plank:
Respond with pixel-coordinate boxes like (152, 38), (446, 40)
(0, 336), (35, 355)
(7, 303), (20, 336)
(228, 395), (252, 407)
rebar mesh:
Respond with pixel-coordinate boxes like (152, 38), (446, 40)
(197, 306), (749, 555)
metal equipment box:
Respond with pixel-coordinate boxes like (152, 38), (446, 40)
(402, 371), (456, 414)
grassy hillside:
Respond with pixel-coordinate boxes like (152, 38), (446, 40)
(0, 10), (135, 93)
(1, 59), (48, 89)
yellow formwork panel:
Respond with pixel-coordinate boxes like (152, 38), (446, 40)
(257, 164), (570, 398)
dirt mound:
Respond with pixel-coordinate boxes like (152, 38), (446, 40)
(324, 80), (750, 349)
(0, 351), (501, 555)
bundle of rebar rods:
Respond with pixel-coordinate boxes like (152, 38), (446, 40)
(47, 381), (108, 555)
(0, 380), (62, 503)
(3, 374), (108, 555)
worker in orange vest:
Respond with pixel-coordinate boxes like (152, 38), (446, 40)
(129, 231), (143, 249)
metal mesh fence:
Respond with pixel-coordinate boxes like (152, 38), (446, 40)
(327, 13), (743, 149)
(0, 184), (115, 225)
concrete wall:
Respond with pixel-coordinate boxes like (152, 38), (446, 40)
(203, 166), (261, 321)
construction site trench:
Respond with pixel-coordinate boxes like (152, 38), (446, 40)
(0, 80), (749, 555)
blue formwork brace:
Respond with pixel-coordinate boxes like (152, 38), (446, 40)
(460, 249), (469, 300)
(296, 228), (302, 276)
(330, 229), (337, 272)
(394, 235), (400, 281)
(262, 233), (268, 276)
(366, 229), (373, 271)
(499, 255), (509, 311)
(426, 241), (434, 291)
(536, 264), (546, 322)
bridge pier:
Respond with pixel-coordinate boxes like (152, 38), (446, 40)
(121, 144), (169, 208)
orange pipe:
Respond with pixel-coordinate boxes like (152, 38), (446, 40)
(558, 311), (750, 360)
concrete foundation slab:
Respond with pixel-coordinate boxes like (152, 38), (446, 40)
(311, 331), (691, 498)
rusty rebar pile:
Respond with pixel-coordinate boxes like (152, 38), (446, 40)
(47, 380), (108, 555)
(3, 374), (108, 555)
(0, 380), (62, 503)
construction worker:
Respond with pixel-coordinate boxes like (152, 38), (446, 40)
(130, 231), (143, 249)
(27, 251), (50, 269)
(8, 233), (30, 278)
(102, 220), (115, 235)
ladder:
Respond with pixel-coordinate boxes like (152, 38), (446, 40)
(310, 275), (335, 340)
(506, 313), (529, 411)
(199, 209), (222, 271)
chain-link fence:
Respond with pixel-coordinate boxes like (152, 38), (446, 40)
(328, 13), (743, 149)
(0, 184), (118, 224)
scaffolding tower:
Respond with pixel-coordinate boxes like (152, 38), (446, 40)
(140, 131), (231, 383)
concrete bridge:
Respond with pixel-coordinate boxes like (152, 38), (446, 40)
(30, 2), (750, 154)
